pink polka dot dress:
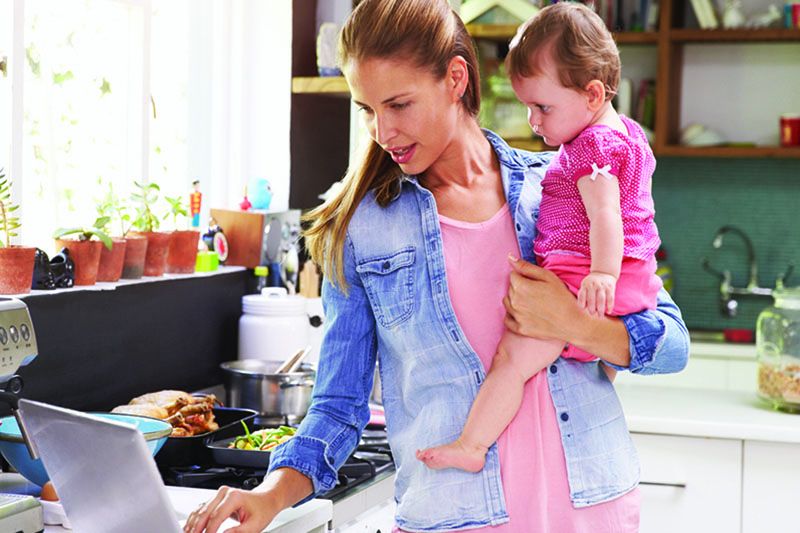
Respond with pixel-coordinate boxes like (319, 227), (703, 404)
(534, 115), (660, 262)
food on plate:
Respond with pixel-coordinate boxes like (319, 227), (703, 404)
(40, 481), (59, 501)
(111, 390), (220, 437)
(109, 403), (169, 419)
(228, 423), (296, 451)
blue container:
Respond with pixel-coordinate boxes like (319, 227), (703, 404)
(248, 178), (273, 210)
(0, 413), (172, 486)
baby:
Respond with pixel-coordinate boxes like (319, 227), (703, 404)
(417, 2), (663, 473)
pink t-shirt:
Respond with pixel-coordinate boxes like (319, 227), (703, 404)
(394, 204), (639, 532)
(534, 115), (660, 262)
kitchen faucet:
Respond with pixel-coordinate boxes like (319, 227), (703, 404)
(702, 225), (794, 317)
(712, 225), (758, 290)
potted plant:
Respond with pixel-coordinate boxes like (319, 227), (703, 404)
(53, 217), (113, 286)
(164, 195), (199, 274)
(0, 170), (36, 294)
(94, 182), (129, 282)
(129, 181), (171, 277)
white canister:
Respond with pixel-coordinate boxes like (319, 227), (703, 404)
(305, 297), (325, 367)
(238, 287), (310, 363)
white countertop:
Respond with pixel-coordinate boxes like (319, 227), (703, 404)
(0, 474), (332, 532)
(618, 385), (800, 443)
(689, 341), (756, 360)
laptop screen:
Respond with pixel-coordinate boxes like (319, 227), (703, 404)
(18, 399), (182, 533)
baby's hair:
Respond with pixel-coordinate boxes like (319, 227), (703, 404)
(506, 2), (620, 101)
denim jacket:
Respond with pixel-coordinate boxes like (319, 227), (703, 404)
(269, 130), (689, 531)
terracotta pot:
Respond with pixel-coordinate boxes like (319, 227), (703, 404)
(54, 239), (103, 286)
(132, 231), (171, 277)
(121, 236), (148, 279)
(0, 246), (36, 295)
(96, 238), (127, 282)
(166, 230), (200, 274)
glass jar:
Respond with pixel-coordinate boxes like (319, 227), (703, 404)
(756, 287), (800, 412)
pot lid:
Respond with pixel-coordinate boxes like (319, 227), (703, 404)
(242, 287), (307, 316)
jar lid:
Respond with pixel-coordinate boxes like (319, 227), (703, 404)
(242, 287), (307, 316)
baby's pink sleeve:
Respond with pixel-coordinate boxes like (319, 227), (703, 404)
(562, 130), (629, 184)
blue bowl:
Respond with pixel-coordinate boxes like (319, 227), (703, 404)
(0, 412), (172, 486)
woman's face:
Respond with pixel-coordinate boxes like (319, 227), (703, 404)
(510, 55), (594, 147)
(345, 56), (462, 175)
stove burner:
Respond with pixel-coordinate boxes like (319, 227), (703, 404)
(160, 428), (394, 500)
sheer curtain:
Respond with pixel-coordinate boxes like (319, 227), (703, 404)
(9, 0), (292, 250)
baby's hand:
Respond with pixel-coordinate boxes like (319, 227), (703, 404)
(578, 272), (617, 316)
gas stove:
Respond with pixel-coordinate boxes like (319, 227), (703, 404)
(159, 423), (394, 503)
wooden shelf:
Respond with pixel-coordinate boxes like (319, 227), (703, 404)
(658, 145), (800, 158)
(292, 76), (350, 96)
(615, 31), (659, 44)
(466, 24), (657, 44)
(670, 28), (800, 43)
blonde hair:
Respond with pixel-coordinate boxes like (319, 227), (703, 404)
(302, 0), (480, 290)
(506, 2), (620, 101)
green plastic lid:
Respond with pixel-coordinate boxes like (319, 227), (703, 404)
(254, 265), (268, 276)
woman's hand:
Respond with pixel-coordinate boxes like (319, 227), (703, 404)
(502, 256), (631, 366)
(183, 485), (278, 533)
(503, 256), (585, 342)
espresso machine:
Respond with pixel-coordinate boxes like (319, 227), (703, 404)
(0, 297), (43, 532)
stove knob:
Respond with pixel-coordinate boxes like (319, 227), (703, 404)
(20, 324), (30, 341)
(8, 326), (18, 344)
(0, 327), (6, 345)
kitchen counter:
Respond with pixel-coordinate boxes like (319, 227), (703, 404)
(0, 473), (332, 532)
(617, 385), (800, 443)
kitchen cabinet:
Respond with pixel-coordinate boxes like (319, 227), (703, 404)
(633, 433), (742, 533)
(292, 2), (800, 159)
(742, 440), (800, 533)
(335, 499), (396, 533)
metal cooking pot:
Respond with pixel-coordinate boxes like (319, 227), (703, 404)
(220, 360), (315, 421)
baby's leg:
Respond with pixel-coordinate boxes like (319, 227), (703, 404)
(417, 333), (564, 472)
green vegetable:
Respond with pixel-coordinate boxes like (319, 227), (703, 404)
(228, 422), (297, 451)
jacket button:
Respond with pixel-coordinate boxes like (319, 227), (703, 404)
(560, 412), (569, 422)
(382, 261), (390, 271)
(549, 365), (557, 374)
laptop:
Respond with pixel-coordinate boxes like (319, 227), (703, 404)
(18, 399), (239, 533)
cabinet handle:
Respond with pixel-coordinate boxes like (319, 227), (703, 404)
(640, 480), (687, 488)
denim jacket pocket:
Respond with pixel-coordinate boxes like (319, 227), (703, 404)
(356, 247), (416, 328)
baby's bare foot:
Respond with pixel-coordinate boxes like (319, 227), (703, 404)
(416, 439), (487, 472)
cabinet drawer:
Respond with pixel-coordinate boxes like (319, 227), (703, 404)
(742, 440), (800, 533)
(633, 433), (742, 533)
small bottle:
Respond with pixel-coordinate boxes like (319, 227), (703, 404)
(655, 246), (674, 294)
(254, 265), (269, 293)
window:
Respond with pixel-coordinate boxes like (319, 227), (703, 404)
(5, 0), (293, 252)
(23, 0), (144, 247)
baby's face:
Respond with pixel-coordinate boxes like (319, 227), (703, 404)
(510, 57), (595, 147)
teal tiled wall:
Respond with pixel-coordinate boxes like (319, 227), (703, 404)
(652, 157), (800, 331)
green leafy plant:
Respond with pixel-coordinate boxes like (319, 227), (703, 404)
(164, 195), (188, 229)
(0, 169), (21, 248)
(53, 216), (113, 250)
(130, 181), (161, 232)
(96, 181), (130, 237)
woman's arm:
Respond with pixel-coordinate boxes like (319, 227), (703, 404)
(503, 256), (689, 373)
(185, 235), (378, 532)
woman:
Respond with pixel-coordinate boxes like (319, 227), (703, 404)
(185, 1), (688, 532)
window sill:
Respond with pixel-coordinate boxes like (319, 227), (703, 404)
(13, 265), (247, 299)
